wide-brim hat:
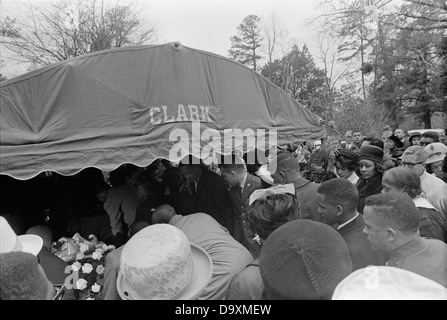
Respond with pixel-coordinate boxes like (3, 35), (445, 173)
(256, 164), (274, 186)
(0, 216), (43, 256)
(117, 241), (213, 300)
(387, 135), (404, 148)
(334, 149), (359, 163)
(332, 266), (447, 300)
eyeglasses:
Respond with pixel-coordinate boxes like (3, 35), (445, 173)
(402, 162), (424, 168)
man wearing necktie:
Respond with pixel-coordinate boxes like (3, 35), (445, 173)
(179, 160), (233, 231)
(220, 160), (263, 259)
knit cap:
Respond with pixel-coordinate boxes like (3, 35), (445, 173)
(259, 220), (352, 300)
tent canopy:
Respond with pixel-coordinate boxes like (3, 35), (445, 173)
(0, 42), (326, 180)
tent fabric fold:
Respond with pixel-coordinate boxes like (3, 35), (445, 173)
(1, 42), (326, 180)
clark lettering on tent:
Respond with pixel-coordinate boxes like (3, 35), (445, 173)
(0, 42), (326, 180)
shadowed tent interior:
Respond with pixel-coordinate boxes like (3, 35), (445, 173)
(0, 42), (326, 180)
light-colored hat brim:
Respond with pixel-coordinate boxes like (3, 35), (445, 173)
(116, 243), (213, 300)
(426, 154), (446, 164)
(257, 164), (274, 185)
(332, 266), (447, 300)
(17, 234), (43, 256)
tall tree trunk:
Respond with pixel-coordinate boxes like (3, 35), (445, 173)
(361, 37), (366, 99)
(421, 64), (432, 128)
(253, 44), (257, 72)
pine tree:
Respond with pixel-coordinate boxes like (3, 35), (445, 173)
(228, 15), (263, 71)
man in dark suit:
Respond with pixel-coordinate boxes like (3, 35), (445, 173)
(316, 178), (385, 271)
(179, 162), (233, 232)
(220, 160), (263, 258)
(394, 128), (411, 150)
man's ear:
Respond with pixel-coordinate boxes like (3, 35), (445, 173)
(279, 171), (287, 183)
(386, 228), (398, 242)
(336, 205), (344, 217)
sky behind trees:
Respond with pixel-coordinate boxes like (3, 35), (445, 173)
(1, 0), (321, 59)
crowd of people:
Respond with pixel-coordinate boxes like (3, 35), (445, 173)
(1, 127), (447, 300)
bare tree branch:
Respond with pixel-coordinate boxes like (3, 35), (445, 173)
(0, 0), (158, 67)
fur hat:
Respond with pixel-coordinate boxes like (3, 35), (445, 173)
(259, 220), (352, 300)
(358, 145), (384, 164)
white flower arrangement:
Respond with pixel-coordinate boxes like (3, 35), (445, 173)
(57, 234), (115, 300)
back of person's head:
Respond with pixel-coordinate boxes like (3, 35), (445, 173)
(129, 221), (150, 237)
(152, 204), (177, 224)
(382, 167), (422, 199)
(421, 131), (440, 143)
(219, 154), (246, 175)
(162, 167), (185, 190)
(260, 220), (352, 300)
(364, 193), (420, 234)
(26, 225), (52, 248)
(135, 176), (158, 200)
(0, 251), (53, 300)
(92, 180), (110, 196)
(247, 193), (299, 240)
(268, 151), (300, 177)
(317, 178), (359, 212)
(334, 149), (359, 172)
(332, 266), (447, 300)
(370, 138), (384, 150)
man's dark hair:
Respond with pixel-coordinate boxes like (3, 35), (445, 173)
(247, 193), (299, 240)
(334, 153), (358, 172)
(317, 178), (359, 211)
(365, 193), (420, 234)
